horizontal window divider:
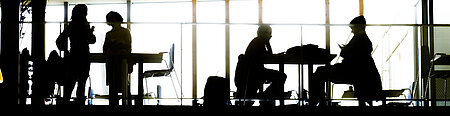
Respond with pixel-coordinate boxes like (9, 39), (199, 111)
(21, 21), (450, 27)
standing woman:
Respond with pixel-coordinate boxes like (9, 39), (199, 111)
(103, 11), (132, 105)
(56, 4), (96, 105)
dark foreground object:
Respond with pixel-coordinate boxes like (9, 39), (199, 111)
(6, 105), (450, 113)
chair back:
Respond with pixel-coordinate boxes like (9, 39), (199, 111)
(168, 43), (175, 71)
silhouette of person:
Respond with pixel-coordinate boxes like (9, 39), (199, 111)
(103, 11), (132, 105)
(56, 4), (96, 105)
(309, 16), (383, 106)
(19, 48), (31, 105)
(47, 50), (65, 95)
(235, 24), (287, 106)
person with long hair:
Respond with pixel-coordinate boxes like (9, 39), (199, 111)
(56, 4), (96, 105)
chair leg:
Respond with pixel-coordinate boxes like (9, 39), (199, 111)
(358, 100), (366, 106)
(171, 69), (183, 97)
(169, 74), (179, 99)
(145, 77), (149, 97)
(368, 100), (373, 106)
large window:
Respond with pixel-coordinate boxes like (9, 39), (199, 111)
(34, 0), (430, 106)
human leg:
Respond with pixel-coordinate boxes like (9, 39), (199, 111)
(62, 80), (75, 104)
(309, 65), (346, 106)
(76, 78), (87, 105)
(309, 66), (327, 106)
(262, 69), (287, 98)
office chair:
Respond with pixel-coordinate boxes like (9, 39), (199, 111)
(143, 44), (182, 99)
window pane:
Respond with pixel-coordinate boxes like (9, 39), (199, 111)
(230, 0), (258, 23)
(365, 0), (417, 24)
(263, 0), (324, 24)
(197, 1), (225, 23)
(180, 24), (193, 100)
(19, 23), (32, 54)
(44, 23), (63, 59)
(130, 23), (183, 99)
(196, 24), (225, 97)
(330, 0), (359, 24)
(434, 27), (450, 54)
(131, 2), (191, 23)
(44, 5), (64, 59)
(331, 0), (418, 24)
(369, 26), (415, 90)
(434, 0), (450, 24)
(131, 24), (180, 53)
(46, 5), (64, 22)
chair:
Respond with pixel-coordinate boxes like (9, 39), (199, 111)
(143, 44), (182, 99)
(234, 54), (272, 106)
(329, 80), (385, 106)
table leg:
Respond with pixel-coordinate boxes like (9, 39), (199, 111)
(298, 64), (303, 106)
(308, 64), (313, 103)
(137, 59), (144, 105)
(122, 59), (129, 105)
(279, 63), (285, 106)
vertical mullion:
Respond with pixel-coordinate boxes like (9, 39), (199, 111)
(64, 2), (68, 28)
(127, 0), (131, 30)
(258, 0), (263, 24)
(359, 0), (364, 16)
(225, 0), (230, 84)
(325, 0), (330, 51)
(192, 0), (198, 100)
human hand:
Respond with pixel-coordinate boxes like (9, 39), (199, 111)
(91, 26), (95, 32)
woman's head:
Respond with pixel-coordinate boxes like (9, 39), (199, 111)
(106, 11), (123, 26)
(350, 15), (366, 33)
(71, 4), (88, 21)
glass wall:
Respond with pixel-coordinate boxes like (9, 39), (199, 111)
(33, 0), (428, 106)
(433, 0), (450, 106)
(433, 0), (450, 54)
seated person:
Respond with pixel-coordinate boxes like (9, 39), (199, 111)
(235, 24), (287, 104)
(309, 16), (383, 106)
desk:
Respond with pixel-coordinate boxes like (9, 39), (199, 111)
(433, 55), (450, 65)
(431, 55), (450, 79)
(263, 53), (336, 105)
(90, 53), (163, 105)
(429, 54), (450, 106)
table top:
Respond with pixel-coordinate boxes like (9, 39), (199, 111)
(89, 53), (163, 63)
(263, 53), (337, 64)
